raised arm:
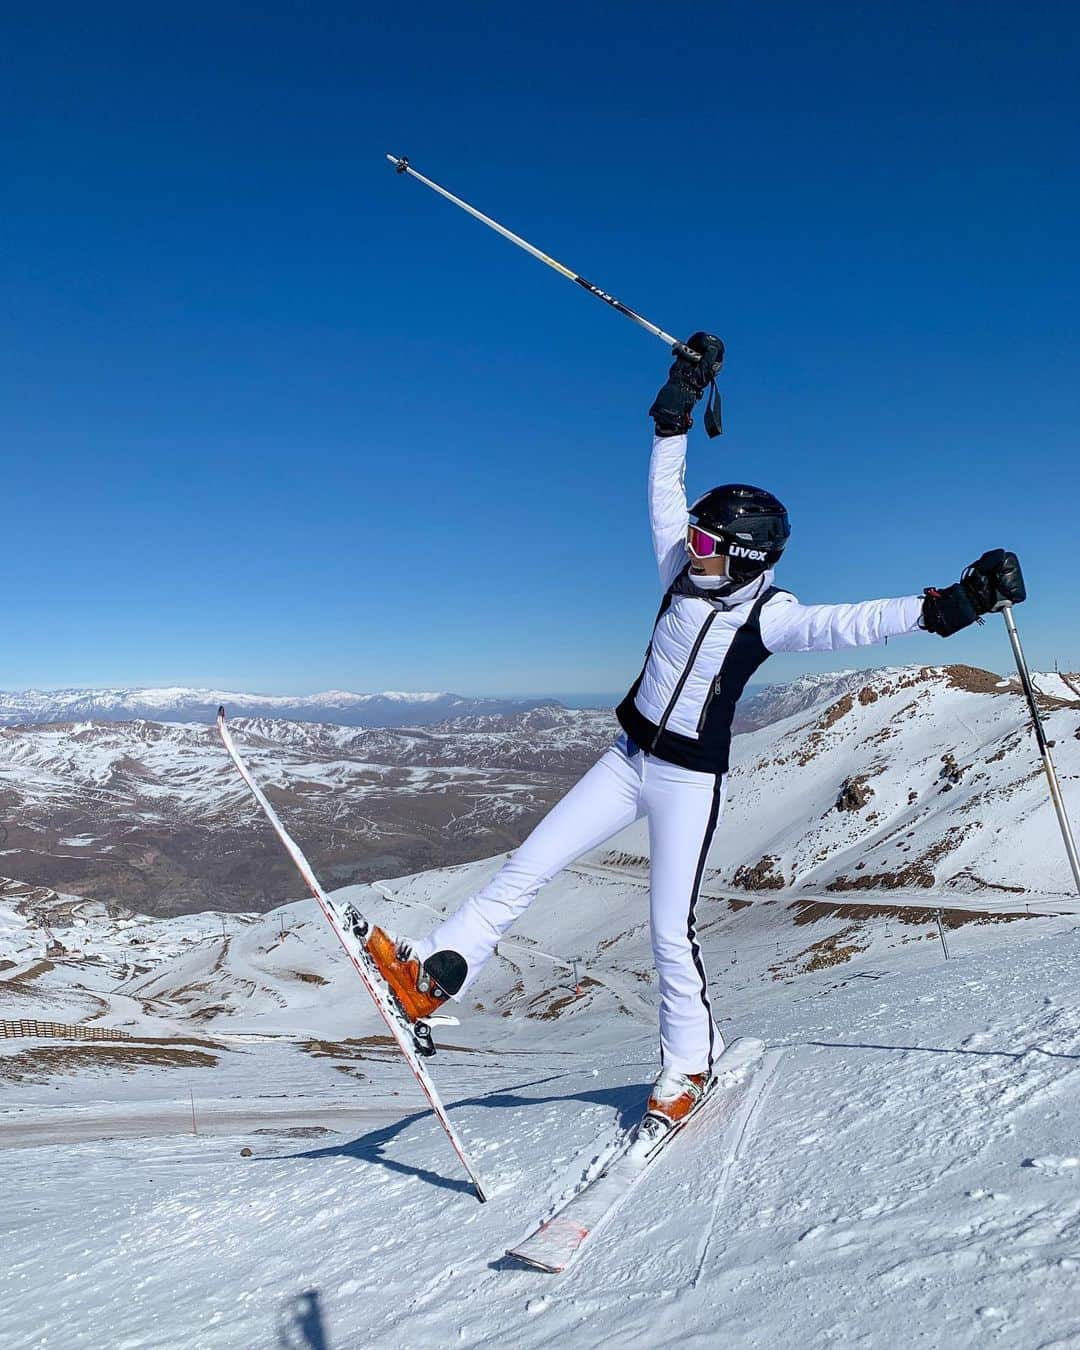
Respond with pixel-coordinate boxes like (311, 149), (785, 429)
(647, 331), (725, 590)
(649, 434), (692, 589)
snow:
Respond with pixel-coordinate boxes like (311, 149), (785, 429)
(507, 1038), (778, 1273)
(3, 853), (1080, 1346)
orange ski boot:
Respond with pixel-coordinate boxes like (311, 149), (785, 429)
(364, 927), (465, 1024)
(644, 1067), (712, 1129)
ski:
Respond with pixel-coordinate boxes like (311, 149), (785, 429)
(505, 1037), (769, 1272)
(216, 707), (488, 1203)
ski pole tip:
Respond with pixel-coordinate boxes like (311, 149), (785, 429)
(386, 154), (410, 173)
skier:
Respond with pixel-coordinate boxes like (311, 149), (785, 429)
(364, 332), (1026, 1134)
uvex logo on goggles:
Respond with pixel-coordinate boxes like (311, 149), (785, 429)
(687, 525), (768, 562)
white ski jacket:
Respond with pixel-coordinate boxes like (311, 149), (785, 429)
(615, 434), (925, 773)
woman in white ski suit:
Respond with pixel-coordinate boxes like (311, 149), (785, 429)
(414, 432), (923, 1075)
(407, 332), (1023, 1085)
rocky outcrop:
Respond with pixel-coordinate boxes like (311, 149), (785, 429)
(836, 775), (875, 812)
(733, 855), (786, 890)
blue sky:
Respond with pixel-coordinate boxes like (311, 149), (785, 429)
(3, 3), (1077, 696)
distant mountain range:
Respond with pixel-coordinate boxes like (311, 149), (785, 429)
(1, 665), (1075, 917)
(0, 671), (1008, 734)
(0, 687), (558, 729)
(0, 675), (999, 739)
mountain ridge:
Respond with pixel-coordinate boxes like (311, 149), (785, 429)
(0, 687), (560, 729)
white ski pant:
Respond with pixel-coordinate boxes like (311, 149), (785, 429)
(414, 735), (727, 1075)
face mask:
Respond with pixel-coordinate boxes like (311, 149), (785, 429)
(688, 570), (735, 592)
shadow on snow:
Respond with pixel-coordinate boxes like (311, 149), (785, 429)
(277, 1289), (328, 1349)
(262, 1073), (650, 1197)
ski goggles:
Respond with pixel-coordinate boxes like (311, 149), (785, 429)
(686, 523), (731, 560)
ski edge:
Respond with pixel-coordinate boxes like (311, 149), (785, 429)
(216, 707), (488, 1203)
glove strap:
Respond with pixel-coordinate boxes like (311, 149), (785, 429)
(703, 378), (722, 439)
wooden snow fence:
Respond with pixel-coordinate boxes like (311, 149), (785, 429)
(0, 1019), (133, 1041)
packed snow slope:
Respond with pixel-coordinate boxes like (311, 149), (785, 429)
(4, 847), (1080, 1343)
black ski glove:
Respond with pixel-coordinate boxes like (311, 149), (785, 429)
(921, 550), (1026, 637)
(649, 331), (725, 438)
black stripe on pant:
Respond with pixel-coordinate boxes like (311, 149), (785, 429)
(687, 776), (724, 1070)
(658, 773), (724, 1072)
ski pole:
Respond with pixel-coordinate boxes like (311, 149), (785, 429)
(934, 909), (951, 961)
(1000, 603), (1080, 896)
(386, 154), (701, 362)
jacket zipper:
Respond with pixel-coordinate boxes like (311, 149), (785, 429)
(696, 674), (722, 733)
(650, 611), (718, 751)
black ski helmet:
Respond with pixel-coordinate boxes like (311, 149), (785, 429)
(689, 484), (791, 583)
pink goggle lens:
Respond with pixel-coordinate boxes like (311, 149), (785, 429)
(687, 525), (724, 558)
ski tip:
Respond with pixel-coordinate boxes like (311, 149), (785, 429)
(217, 705), (226, 722)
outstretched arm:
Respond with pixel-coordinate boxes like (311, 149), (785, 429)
(760, 551), (1027, 653)
(647, 332), (725, 590)
(760, 594), (923, 653)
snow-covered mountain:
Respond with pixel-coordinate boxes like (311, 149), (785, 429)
(716, 663), (1080, 898)
(0, 664), (1076, 919)
(0, 706), (617, 915)
(0, 686), (558, 728)
(734, 667), (903, 732)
